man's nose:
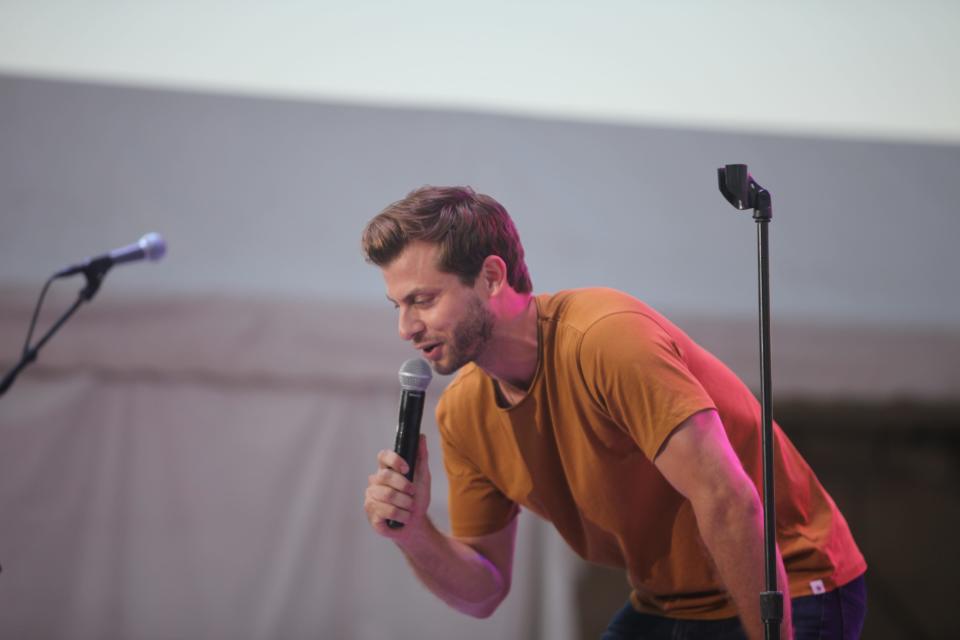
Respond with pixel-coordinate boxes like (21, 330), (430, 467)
(398, 308), (425, 342)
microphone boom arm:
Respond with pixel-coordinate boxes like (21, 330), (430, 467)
(0, 277), (91, 397)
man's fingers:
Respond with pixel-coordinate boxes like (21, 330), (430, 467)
(418, 435), (428, 462)
(367, 484), (415, 511)
(366, 442), (428, 537)
(370, 468), (414, 495)
(377, 449), (410, 475)
(365, 495), (411, 528)
(372, 509), (409, 531)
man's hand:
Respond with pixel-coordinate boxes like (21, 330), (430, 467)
(362, 433), (517, 617)
(365, 435), (431, 537)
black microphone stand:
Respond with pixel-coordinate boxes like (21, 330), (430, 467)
(0, 264), (109, 397)
(717, 164), (781, 640)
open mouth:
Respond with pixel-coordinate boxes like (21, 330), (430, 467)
(421, 343), (441, 356)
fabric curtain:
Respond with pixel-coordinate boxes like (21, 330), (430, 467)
(0, 288), (583, 640)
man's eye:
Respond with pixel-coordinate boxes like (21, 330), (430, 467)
(414, 297), (434, 307)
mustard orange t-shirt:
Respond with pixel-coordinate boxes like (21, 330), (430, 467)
(436, 288), (866, 620)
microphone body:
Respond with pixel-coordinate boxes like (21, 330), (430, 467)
(387, 358), (433, 529)
(393, 389), (426, 482)
(56, 232), (167, 277)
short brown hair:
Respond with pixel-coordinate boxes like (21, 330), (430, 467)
(361, 186), (532, 293)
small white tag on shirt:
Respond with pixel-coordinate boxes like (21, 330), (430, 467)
(809, 579), (826, 595)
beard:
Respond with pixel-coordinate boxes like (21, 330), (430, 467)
(433, 294), (495, 375)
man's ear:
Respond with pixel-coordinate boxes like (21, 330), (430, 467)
(478, 255), (508, 295)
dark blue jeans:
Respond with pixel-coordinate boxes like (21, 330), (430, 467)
(602, 574), (867, 640)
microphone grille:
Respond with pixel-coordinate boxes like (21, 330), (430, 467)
(139, 232), (167, 262)
(398, 358), (432, 392)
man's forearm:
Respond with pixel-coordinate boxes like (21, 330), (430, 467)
(696, 494), (793, 640)
(396, 517), (508, 618)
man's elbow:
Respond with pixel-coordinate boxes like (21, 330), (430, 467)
(462, 581), (511, 619)
(466, 604), (497, 619)
(698, 480), (762, 530)
(727, 483), (762, 517)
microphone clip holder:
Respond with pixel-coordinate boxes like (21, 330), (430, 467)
(718, 164), (772, 221)
(73, 259), (113, 301)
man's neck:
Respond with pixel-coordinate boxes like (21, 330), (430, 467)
(475, 293), (539, 393)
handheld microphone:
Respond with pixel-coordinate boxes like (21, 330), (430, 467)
(387, 357), (433, 529)
(55, 232), (167, 278)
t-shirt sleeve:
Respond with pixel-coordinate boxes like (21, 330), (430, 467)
(577, 312), (717, 460)
(436, 398), (519, 538)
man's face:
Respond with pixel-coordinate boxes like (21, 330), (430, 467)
(383, 242), (495, 375)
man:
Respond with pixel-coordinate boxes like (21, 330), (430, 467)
(361, 186), (867, 639)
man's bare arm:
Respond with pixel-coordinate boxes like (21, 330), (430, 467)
(397, 514), (517, 618)
(364, 436), (517, 618)
(654, 409), (792, 640)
